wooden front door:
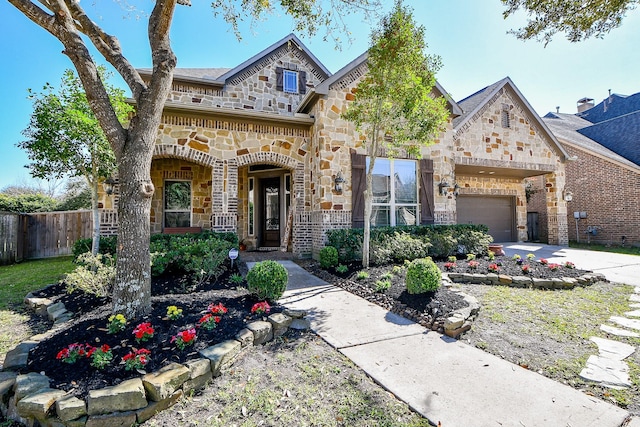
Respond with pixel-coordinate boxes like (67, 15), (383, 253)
(262, 177), (280, 247)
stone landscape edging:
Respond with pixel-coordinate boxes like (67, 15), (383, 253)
(443, 271), (607, 289)
(1, 295), (309, 427)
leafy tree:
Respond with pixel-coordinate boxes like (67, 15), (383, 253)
(502, 0), (638, 44)
(19, 68), (131, 255)
(55, 178), (92, 211)
(0, 193), (58, 213)
(342, 0), (449, 267)
(7, 0), (380, 318)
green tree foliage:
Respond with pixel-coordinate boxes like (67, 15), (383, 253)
(342, 0), (449, 267)
(502, 0), (638, 44)
(0, 193), (57, 213)
(19, 68), (132, 254)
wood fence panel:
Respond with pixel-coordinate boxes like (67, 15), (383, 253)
(0, 212), (20, 265)
(24, 210), (93, 259)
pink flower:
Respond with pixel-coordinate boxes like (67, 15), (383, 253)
(539, 258), (548, 265)
(444, 262), (456, 271)
(172, 328), (197, 350)
(468, 260), (479, 269)
(488, 263), (500, 273)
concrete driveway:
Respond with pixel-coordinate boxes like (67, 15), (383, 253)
(501, 243), (640, 286)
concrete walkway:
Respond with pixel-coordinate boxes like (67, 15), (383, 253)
(256, 260), (634, 427)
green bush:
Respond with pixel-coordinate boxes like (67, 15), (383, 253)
(319, 246), (339, 269)
(246, 260), (288, 301)
(150, 234), (235, 284)
(326, 224), (491, 262)
(406, 257), (441, 294)
(370, 232), (430, 265)
(63, 252), (115, 297)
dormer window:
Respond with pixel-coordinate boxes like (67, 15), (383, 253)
(283, 70), (298, 93)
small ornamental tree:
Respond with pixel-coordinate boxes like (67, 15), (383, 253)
(20, 68), (132, 255)
(342, 0), (449, 267)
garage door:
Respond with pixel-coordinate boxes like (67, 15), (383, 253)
(457, 196), (515, 242)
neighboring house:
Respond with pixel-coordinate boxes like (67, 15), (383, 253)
(535, 96), (640, 247)
(98, 34), (570, 257)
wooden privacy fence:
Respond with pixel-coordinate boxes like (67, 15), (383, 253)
(0, 210), (93, 264)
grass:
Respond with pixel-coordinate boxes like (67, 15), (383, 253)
(0, 256), (75, 361)
(144, 333), (431, 426)
(569, 241), (640, 256)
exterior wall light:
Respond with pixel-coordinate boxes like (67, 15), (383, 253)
(438, 178), (449, 196)
(453, 183), (461, 198)
(103, 177), (116, 195)
(334, 171), (346, 192)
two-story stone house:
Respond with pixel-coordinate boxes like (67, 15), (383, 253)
(98, 34), (570, 257)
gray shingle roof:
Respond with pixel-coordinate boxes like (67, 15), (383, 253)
(452, 79), (505, 129)
(542, 112), (640, 170)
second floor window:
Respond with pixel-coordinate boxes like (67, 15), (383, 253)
(283, 70), (298, 93)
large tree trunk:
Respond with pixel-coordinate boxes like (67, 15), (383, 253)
(112, 130), (156, 318)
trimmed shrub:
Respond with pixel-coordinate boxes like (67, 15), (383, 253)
(246, 260), (288, 301)
(370, 232), (430, 265)
(326, 224), (491, 262)
(406, 257), (441, 294)
(319, 246), (339, 269)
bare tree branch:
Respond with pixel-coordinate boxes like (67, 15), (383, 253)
(64, 0), (147, 100)
(8, 0), (57, 34)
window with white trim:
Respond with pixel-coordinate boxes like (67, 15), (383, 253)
(164, 180), (191, 227)
(283, 70), (298, 93)
(367, 158), (418, 227)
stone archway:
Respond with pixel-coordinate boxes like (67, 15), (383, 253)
(234, 152), (308, 255)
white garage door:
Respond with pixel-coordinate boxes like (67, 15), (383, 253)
(457, 196), (515, 242)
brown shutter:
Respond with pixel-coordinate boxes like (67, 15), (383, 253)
(276, 67), (283, 91)
(298, 71), (307, 94)
(351, 151), (366, 228)
(419, 158), (435, 224)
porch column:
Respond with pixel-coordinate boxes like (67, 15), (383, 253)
(210, 159), (238, 232)
(544, 171), (569, 246)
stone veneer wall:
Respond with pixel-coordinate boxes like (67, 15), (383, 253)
(525, 175), (549, 242)
(166, 44), (327, 116)
(149, 158), (213, 233)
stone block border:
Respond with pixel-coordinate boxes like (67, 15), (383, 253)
(444, 271), (606, 289)
(2, 294), (308, 427)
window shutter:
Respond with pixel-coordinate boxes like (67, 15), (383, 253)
(351, 151), (366, 228)
(276, 67), (283, 91)
(298, 71), (307, 94)
(419, 158), (435, 224)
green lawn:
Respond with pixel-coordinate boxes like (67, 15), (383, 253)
(569, 241), (640, 256)
(0, 256), (75, 360)
(0, 256), (75, 310)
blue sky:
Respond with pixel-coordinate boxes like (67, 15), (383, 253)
(1, 1), (639, 191)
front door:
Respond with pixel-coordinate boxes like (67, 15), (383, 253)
(262, 177), (280, 247)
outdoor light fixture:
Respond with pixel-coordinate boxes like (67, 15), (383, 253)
(103, 177), (116, 195)
(453, 183), (461, 198)
(334, 171), (345, 192)
(438, 178), (449, 196)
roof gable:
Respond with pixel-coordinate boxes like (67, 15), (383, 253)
(453, 77), (569, 161)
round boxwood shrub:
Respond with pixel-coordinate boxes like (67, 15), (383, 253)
(319, 246), (339, 269)
(246, 260), (288, 301)
(406, 257), (441, 294)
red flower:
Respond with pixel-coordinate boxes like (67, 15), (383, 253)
(172, 328), (197, 350)
(444, 262), (456, 271)
(251, 301), (271, 316)
(133, 322), (154, 342)
(540, 258), (548, 265)
(208, 302), (228, 315)
(123, 348), (151, 371)
(197, 313), (221, 330)
(488, 263), (500, 273)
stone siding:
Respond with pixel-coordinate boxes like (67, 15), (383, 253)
(166, 44), (327, 116)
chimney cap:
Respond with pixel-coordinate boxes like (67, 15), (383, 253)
(577, 97), (594, 104)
